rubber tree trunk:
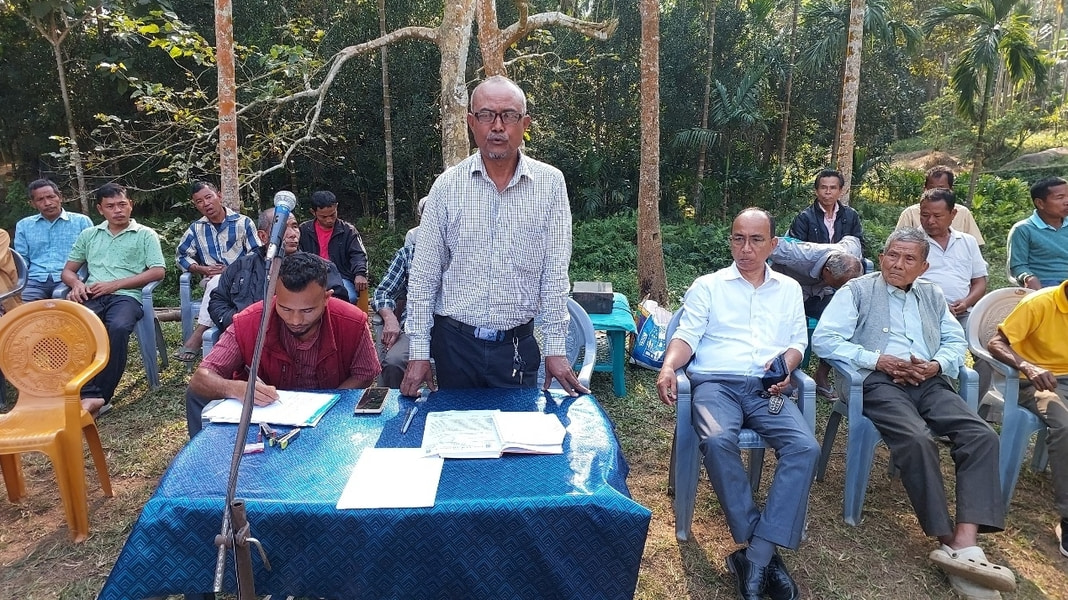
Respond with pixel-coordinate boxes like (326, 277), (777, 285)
(379, 0), (396, 229)
(834, 0), (865, 205)
(216, 0), (239, 210)
(637, 0), (667, 305)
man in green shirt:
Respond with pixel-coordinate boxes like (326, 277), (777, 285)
(62, 183), (166, 416)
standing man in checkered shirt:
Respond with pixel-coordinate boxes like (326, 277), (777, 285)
(174, 180), (260, 361)
(400, 75), (588, 397)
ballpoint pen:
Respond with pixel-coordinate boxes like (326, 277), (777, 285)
(400, 406), (418, 434)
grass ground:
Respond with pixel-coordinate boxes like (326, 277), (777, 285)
(1, 322), (1067, 599)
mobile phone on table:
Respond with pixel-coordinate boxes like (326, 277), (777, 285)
(354, 387), (389, 414)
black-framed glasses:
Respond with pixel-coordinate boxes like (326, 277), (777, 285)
(470, 110), (525, 125)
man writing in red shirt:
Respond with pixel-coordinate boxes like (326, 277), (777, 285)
(186, 252), (380, 436)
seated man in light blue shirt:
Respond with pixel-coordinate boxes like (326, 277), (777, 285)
(658, 208), (819, 600)
(1007, 176), (1068, 289)
(14, 179), (93, 301)
(812, 228), (1013, 598)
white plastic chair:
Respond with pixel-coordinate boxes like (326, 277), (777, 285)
(966, 287), (1048, 506)
(536, 298), (597, 390)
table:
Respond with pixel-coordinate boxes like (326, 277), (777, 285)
(587, 292), (637, 397)
(99, 388), (650, 599)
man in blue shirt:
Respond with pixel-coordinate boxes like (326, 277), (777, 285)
(14, 179), (93, 301)
(1007, 176), (1068, 289)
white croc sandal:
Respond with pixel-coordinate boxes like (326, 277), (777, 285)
(929, 545), (1016, 593)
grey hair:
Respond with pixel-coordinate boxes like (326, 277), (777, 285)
(825, 252), (863, 280)
(885, 227), (930, 260)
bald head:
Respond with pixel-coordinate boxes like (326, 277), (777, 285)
(470, 75), (527, 113)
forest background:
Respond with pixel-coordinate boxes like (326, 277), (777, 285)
(4, 1), (1068, 598)
(1, 0), (1067, 309)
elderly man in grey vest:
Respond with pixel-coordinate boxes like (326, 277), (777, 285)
(812, 228), (1013, 599)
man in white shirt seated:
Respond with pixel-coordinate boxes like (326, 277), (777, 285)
(657, 208), (819, 600)
(915, 187), (992, 400)
(812, 228), (1013, 599)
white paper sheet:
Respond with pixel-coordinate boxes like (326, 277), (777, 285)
(336, 448), (443, 509)
(202, 390), (340, 427)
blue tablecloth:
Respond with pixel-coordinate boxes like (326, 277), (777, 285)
(99, 388), (650, 599)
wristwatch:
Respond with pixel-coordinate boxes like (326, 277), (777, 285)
(1018, 272), (1034, 285)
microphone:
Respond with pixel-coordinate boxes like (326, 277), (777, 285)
(265, 191), (297, 262)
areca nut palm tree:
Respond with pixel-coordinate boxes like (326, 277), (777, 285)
(924, 0), (1049, 203)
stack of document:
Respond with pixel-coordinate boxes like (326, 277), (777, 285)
(202, 390), (340, 427)
(421, 410), (567, 459)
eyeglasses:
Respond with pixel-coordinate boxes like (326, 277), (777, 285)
(728, 235), (769, 248)
(470, 110), (525, 125)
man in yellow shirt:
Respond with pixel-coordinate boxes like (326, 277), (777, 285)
(988, 280), (1068, 558)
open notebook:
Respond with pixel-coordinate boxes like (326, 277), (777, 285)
(420, 410), (567, 459)
(202, 390), (341, 427)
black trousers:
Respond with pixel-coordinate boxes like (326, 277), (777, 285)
(430, 317), (540, 389)
(81, 294), (142, 402)
(862, 371), (1004, 537)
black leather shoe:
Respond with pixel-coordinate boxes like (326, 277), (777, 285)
(766, 553), (801, 600)
(725, 549), (767, 600)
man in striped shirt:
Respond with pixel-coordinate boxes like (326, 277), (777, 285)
(401, 75), (588, 397)
(174, 181), (260, 360)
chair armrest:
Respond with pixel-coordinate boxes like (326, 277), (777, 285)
(791, 368), (817, 433)
(674, 367), (690, 399)
(179, 271), (193, 304)
(958, 365), (979, 412)
(969, 345), (1018, 379)
(823, 357), (865, 422)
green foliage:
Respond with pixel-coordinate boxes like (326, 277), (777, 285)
(569, 211), (732, 306)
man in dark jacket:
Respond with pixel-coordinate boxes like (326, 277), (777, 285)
(787, 169), (864, 246)
(298, 190), (368, 303)
(209, 207), (347, 330)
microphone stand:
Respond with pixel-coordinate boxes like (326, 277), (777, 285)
(211, 251), (283, 598)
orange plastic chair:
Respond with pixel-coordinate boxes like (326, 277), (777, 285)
(0, 299), (113, 542)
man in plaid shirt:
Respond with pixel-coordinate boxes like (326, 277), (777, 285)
(174, 181), (260, 360)
(372, 244), (414, 387)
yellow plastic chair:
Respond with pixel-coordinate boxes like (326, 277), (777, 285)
(0, 299), (113, 542)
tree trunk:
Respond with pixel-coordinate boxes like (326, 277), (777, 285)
(216, 0), (239, 211)
(691, 0), (717, 221)
(439, 0), (477, 168)
(967, 65), (999, 204)
(777, 0), (800, 167)
(637, 0), (667, 305)
(379, 0), (396, 229)
(835, 0), (865, 205)
(50, 31), (88, 213)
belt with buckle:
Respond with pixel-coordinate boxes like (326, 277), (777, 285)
(438, 315), (534, 342)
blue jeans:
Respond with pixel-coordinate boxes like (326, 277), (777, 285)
(22, 277), (58, 302)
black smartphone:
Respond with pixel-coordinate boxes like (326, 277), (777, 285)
(354, 387), (389, 414)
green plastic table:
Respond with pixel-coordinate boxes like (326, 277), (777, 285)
(586, 292), (637, 397)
